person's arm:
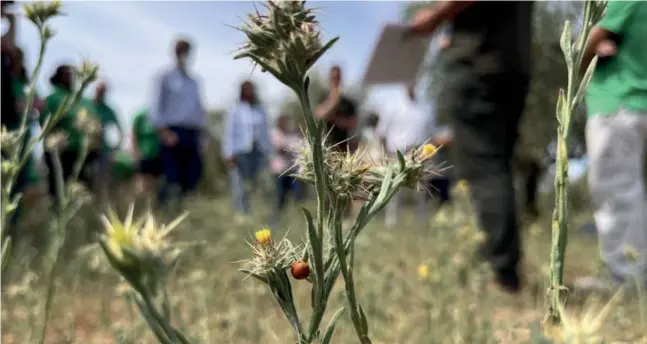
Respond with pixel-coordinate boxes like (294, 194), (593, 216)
(150, 73), (168, 131)
(108, 105), (124, 148)
(409, 1), (475, 36)
(580, 2), (636, 74)
(221, 106), (236, 163)
(314, 91), (340, 121)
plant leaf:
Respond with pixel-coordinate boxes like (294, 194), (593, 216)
(560, 20), (573, 71)
(572, 56), (597, 111)
(321, 307), (345, 344)
(305, 36), (339, 71)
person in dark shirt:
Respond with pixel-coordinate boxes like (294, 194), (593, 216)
(315, 65), (358, 152)
(408, 1), (534, 294)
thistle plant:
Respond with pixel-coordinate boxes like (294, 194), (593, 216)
(96, 205), (195, 344)
(234, 2), (441, 343)
(544, 0), (607, 326)
(0, 3), (101, 343)
(0, 1), (98, 266)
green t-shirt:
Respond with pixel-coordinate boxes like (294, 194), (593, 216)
(586, 1), (647, 117)
(132, 109), (159, 159)
(41, 87), (96, 152)
(94, 101), (121, 152)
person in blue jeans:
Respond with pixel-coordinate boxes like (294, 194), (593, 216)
(150, 38), (207, 204)
(222, 80), (272, 215)
(270, 114), (304, 212)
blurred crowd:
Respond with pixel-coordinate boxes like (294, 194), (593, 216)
(2, 1), (646, 294)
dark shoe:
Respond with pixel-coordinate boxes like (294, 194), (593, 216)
(493, 270), (522, 294)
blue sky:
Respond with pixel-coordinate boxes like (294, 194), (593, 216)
(16, 1), (415, 128)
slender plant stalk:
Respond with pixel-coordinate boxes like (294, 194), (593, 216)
(545, 0), (607, 325)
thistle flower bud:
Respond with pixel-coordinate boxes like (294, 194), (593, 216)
(0, 126), (22, 155)
(45, 131), (69, 153)
(76, 60), (99, 84)
(23, 0), (63, 27)
(233, 1), (338, 87)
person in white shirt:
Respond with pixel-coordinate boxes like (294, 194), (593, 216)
(150, 38), (208, 204)
(270, 114), (304, 215)
(378, 85), (439, 228)
(222, 80), (272, 215)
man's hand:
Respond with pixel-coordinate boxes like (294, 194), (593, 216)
(315, 87), (342, 120)
(224, 156), (236, 169)
(158, 128), (178, 147)
(596, 39), (617, 58)
(407, 1), (474, 36)
(409, 8), (441, 36)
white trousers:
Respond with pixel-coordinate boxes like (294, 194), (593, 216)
(586, 109), (647, 281)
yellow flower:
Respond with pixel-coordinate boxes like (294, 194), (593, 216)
(456, 179), (469, 193)
(417, 264), (429, 279)
(530, 223), (542, 237)
(101, 206), (140, 265)
(420, 144), (438, 160)
(255, 228), (272, 246)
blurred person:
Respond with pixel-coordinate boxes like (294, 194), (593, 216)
(315, 65), (358, 218)
(93, 81), (122, 203)
(576, 2), (647, 292)
(359, 113), (382, 163)
(40, 65), (101, 209)
(315, 65), (358, 152)
(377, 85), (437, 228)
(270, 113), (304, 215)
(408, 1), (534, 293)
(222, 80), (272, 215)
(150, 38), (208, 204)
(131, 107), (162, 200)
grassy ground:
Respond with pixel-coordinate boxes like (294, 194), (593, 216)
(2, 186), (646, 344)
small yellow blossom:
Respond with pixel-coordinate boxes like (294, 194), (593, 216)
(255, 228), (272, 246)
(420, 144), (438, 160)
(456, 179), (469, 193)
(417, 264), (429, 279)
(625, 245), (640, 262)
(530, 223), (542, 237)
(101, 206), (140, 265)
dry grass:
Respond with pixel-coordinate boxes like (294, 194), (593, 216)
(2, 188), (646, 344)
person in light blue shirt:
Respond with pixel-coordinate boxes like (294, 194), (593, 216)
(150, 38), (207, 203)
(222, 80), (272, 215)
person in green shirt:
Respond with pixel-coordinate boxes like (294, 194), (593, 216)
(93, 81), (122, 203)
(40, 64), (101, 208)
(577, 1), (647, 292)
(131, 108), (162, 197)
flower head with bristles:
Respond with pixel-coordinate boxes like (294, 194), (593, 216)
(233, 1), (338, 88)
(242, 229), (301, 282)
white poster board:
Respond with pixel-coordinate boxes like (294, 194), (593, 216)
(361, 24), (432, 87)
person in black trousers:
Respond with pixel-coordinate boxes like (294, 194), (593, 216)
(408, 1), (534, 293)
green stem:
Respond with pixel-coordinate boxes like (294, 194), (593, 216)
(296, 85), (328, 341)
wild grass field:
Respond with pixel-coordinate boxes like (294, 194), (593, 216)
(3, 1), (647, 343)
(2, 185), (646, 344)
